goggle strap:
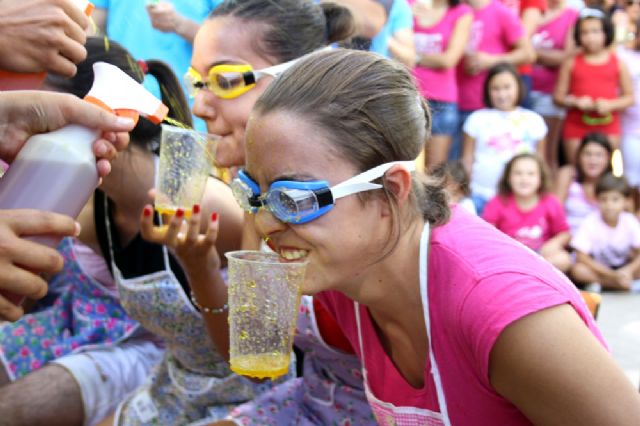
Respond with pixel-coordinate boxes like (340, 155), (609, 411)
(257, 46), (333, 78)
(332, 182), (382, 199)
(254, 58), (298, 79)
(331, 160), (416, 200)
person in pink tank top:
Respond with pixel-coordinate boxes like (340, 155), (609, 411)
(530, 0), (578, 171)
(411, 0), (472, 169)
(234, 49), (640, 425)
(553, 7), (634, 165)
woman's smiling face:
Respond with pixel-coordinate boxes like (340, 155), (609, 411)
(244, 110), (390, 295)
(191, 16), (277, 168)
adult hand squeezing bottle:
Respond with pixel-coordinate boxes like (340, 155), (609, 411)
(0, 0), (95, 91)
(0, 62), (168, 306)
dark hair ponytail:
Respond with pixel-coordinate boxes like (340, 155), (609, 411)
(320, 2), (355, 44)
(130, 59), (193, 150)
(211, 0), (355, 62)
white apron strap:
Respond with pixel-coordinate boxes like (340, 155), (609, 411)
(419, 222), (452, 426)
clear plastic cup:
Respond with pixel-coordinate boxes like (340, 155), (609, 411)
(225, 250), (308, 379)
(155, 124), (218, 217)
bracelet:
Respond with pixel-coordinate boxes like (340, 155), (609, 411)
(190, 290), (228, 314)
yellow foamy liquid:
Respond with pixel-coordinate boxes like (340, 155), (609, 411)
(154, 206), (193, 218)
(230, 353), (290, 379)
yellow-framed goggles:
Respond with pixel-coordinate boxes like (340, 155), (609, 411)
(184, 59), (297, 100)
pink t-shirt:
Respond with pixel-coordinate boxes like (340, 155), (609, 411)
(412, 3), (472, 103)
(618, 47), (640, 138)
(317, 206), (605, 425)
(571, 211), (640, 268)
(482, 193), (569, 251)
(531, 8), (579, 94)
(456, 0), (524, 111)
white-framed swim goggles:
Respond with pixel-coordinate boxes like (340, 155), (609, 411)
(231, 161), (416, 224)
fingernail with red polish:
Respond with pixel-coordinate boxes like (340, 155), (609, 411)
(211, 212), (218, 222)
(143, 206), (152, 217)
(176, 208), (185, 218)
(193, 204), (201, 214)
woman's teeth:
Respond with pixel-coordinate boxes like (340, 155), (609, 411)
(280, 249), (309, 260)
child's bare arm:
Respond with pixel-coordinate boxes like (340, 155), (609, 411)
(541, 231), (571, 251)
(553, 58), (575, 108)
(595, 61), (634, 114)
(619, 247), (640, 277)
(461, 133), (475, 175)
(575, 250), (617, 279)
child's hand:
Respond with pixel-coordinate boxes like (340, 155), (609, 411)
(140, 204), (221, 277)
(464, 52), (495, 75)
(594, 98), (612, 115)
(615, 268), (633, 290)
(575, 96), (594, 111)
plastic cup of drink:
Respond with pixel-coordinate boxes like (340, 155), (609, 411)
(155, 124), (218, 217)
(225, 250), (308, 379)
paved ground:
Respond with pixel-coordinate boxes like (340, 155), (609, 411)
(597, 293), (640, 389)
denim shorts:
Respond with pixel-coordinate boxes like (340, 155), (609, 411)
(428, 100), (459, 136)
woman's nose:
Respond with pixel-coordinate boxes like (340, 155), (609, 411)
(192, 90), (216, 121)
(254, 207), (287, 241)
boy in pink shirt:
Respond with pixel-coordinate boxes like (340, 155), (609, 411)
(571, 173), (640, 290)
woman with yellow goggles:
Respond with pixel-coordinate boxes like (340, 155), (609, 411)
(185, 59), (297, 100)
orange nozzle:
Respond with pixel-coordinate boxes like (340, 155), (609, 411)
(84, 63), (168, 126)
(84, 97), (144, 126)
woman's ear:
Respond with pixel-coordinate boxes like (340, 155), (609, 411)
(380, 165), (413, 216)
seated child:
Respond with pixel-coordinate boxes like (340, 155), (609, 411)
(570, 173), (640, 291)
(482, 153), (572, 272)
(431, 160), (477, 215)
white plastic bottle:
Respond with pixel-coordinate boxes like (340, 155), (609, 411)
(0, 62), (167, 225)
(0, 125), (100, 218)
(0, 62), (167, 304)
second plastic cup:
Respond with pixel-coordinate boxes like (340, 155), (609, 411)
(225, 250), (308, 379)
(155, 124), (218, 217)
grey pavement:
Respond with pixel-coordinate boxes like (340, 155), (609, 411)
(597, 293), (640, 389)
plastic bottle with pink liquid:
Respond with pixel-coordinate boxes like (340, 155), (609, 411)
(0, 62), (168, 306)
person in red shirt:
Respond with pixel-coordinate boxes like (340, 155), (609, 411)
(554, 8), (634, 164)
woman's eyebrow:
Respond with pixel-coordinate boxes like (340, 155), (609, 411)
(202, 59), (244, 70)
(269, 173), (318, 185)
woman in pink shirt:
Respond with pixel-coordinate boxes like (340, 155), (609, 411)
(411, 0), (472, 169)
(531, 0), (578, 171)
(482, 153), (572, 272)
(234, 49), (640, 424)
